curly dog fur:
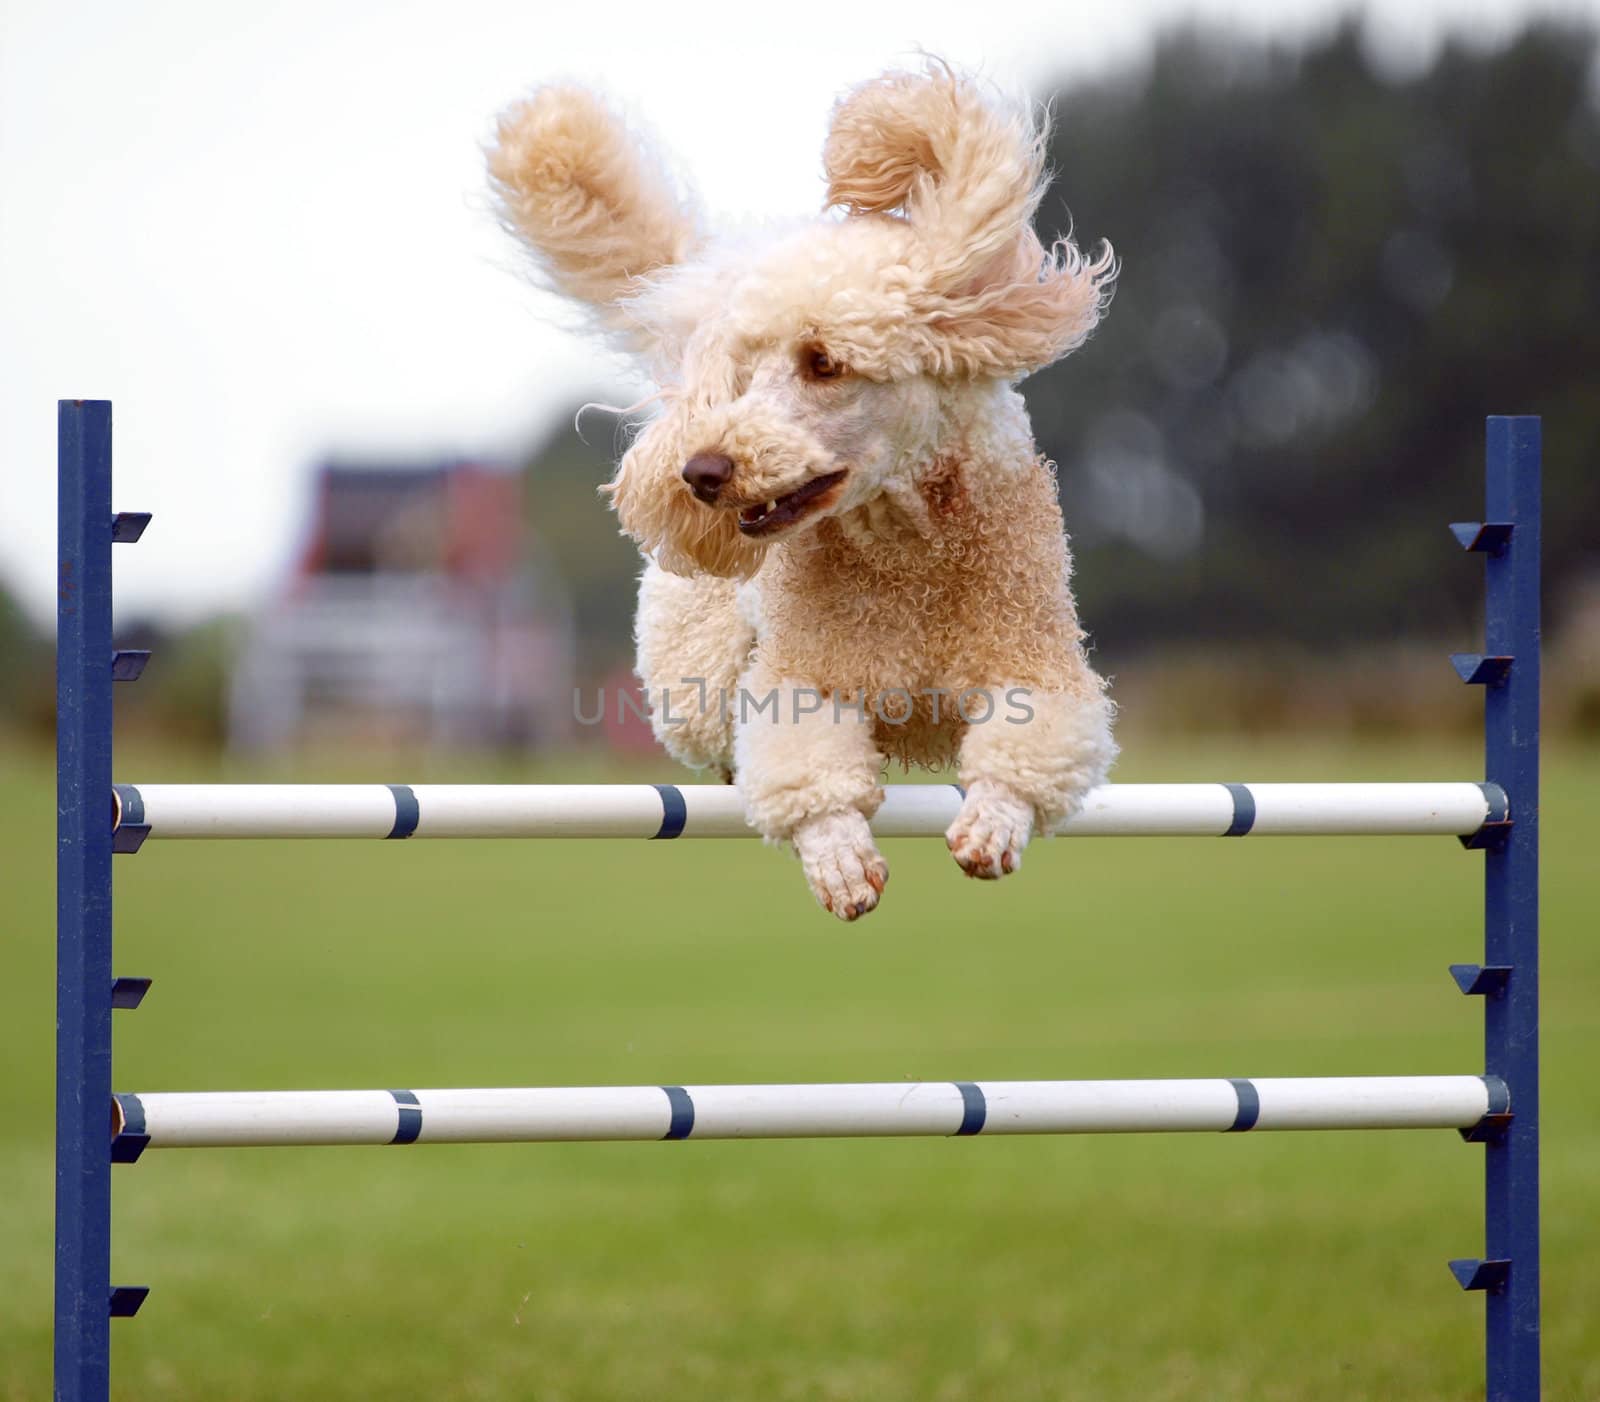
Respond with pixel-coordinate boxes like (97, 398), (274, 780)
(490, 61), (1118, 920)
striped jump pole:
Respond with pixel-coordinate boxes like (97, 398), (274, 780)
(108, 780), (1508, 846)
(110, 1077), (1509, 1153)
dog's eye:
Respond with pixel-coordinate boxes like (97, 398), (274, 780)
(803, 345), (849, 381)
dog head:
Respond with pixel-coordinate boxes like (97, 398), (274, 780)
(490, 61), (1113, 577)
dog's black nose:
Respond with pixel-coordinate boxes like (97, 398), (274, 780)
(682, 452), (735, 502)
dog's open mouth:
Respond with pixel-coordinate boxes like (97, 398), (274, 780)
(736, 470), (848, 536)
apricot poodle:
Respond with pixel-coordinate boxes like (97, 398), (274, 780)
(490, 61), (1117, 920)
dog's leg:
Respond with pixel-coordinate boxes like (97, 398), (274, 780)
(734, 667), (888, 920)
(635, 563), (752, 775)
(947, 683), (1116, 879)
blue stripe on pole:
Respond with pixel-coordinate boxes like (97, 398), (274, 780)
(661, 1085), (695, 1139)
(112, 784), (144, 826)
(113, 1093), (146, 1136)
(1223, 784), (1256, 836)
(1482, 1074), (1511, 1117)
(110, 1092), (149, 1162)
(389, 1090), (422, 1144)
(386, 785), (419, 840)
(1227, 1079), (1260, 1131)
(954, 1082), (987, 1135)
(1478, 782), (1510, 825)
(652, 785), (687, 840)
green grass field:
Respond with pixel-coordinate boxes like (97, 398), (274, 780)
(5, 734), (1596, 1401)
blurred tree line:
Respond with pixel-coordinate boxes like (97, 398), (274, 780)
(1029, 18), (1599, 653)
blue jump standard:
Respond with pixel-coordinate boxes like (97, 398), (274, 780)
(56, 401), (148, 1402)
(54, 403), (1543, 1401)
(1475, 417), (1541, 1402)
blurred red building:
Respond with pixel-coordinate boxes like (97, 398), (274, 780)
(229, 460), (572, 752)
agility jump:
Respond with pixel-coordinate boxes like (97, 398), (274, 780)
(55, 402), (1541, 1401)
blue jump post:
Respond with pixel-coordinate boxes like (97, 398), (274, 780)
(55, 400), (149, 1402)
(1450, 415), (1542, 1400)
(1481, 418), (1542, 1401)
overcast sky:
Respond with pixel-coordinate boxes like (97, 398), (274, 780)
(3, 0), (1594, 625)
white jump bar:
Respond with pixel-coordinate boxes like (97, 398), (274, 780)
(111, 782), (1505, 842)
(112, 1076), (1507, 1151)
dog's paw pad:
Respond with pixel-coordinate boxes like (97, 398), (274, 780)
(946, 781), (1034, 881)
(794, 810), (888, 922)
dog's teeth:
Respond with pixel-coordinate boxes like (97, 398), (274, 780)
(767, 500), (778, 513)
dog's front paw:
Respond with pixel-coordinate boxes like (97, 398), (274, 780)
(792, 811), (888, 921)
(946, 780), (1034, 880)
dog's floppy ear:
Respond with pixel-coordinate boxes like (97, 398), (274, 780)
(824, 62), (1114, 378)
(489, 86), (696, 344)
